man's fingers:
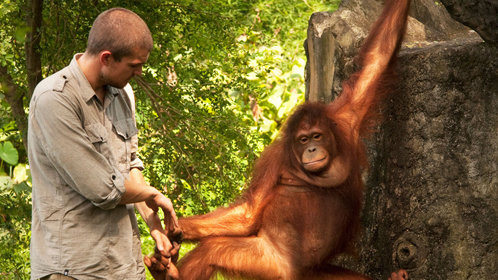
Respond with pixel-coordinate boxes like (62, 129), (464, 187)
(150, 230), (173, 255)
(154, 244), (172, 257)
(165, 215), (180, 236)
(144, 255), (152, 267)
(169, 209), (179, 228)
(150, 232), (165, 252)
(148, 193), (179, 231)
(157, 197), (179, 229)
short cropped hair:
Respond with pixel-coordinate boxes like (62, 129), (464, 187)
(86, 8), (153, 60)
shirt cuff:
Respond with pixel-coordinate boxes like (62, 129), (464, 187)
(92, 171), (125, 210)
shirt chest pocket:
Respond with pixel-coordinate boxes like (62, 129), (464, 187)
(113, 118), (138, 141)
(112, 118), (138, 172)
(85, 123), (109, 153)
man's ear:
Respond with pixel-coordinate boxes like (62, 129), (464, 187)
(99, 51), (113, 66)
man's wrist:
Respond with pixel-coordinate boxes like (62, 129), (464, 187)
(144, 185), (160, 200)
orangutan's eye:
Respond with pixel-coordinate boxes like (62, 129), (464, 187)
(313, 134), (322, 140)
(299, 136), (308, 144)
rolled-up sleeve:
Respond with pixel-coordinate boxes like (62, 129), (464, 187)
(31, 90), (125, 210)
(130, 140), (144, 170)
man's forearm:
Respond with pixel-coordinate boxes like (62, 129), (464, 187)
(128, 168), (159, 224)
(122, 168), (179, 232)
(119, 168), (158, 205)
(126, 168), (174, 255)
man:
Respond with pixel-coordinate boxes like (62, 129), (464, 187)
(28, 8), (177, 279)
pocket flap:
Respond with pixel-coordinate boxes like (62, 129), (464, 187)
(113, 118), (138, 140)
(85, 123), (108, 143)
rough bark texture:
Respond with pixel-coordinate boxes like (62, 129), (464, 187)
(305, 1), (497, 279)
(1, 0), (43, 150)
(25, 0), (43, 98)
(0, 66), (28, 149)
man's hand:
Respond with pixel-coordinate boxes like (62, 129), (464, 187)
(143, 206), (173, 255)
(144, 247), (180, 280)
(144, 192), (180, 255)
(144, 228), (183, 280)
(125, 168), (180, 253)
(145, 192), (179, 233)
(125, 168), (182, 279)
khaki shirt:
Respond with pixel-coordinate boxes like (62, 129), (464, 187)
(28, 54), (146, 280)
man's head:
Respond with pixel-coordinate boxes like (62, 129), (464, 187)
(87, 7), (152, 61)
(85, 8), (152, 89)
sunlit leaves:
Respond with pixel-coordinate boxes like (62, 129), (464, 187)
(0, 139), (31, 279)
(0, 140), (18, 165)
(12, 163), (29, 184)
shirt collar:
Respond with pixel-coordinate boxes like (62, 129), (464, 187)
(68, 53), (97, 103)
(69, 53), (122, 103)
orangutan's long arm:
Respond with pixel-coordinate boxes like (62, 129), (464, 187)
(179, 185), (277, 241)
(179, 143), (283, 241)
(332, 0), (410, 134)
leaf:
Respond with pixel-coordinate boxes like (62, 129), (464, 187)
(0, 175), (13, 190)
(14, 26), (30, 43)
(13, 163), (29, 184)
(13, 181), (30, 194)
(0, 141), (18, 165)
(268, 92), (282, 109)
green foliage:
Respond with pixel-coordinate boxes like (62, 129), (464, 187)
(0, 141), (18, 165)
(0, 0), (340, 279)
(0, 140), (31, 279)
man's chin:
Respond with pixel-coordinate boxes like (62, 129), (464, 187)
(108, 82), (129, 89)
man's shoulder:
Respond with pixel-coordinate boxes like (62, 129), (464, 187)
(30, 66), (82, 116)
(33, 67), (72, 97)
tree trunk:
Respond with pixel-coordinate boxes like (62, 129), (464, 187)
(25, 0), (43, 99)
(305, 1), (497, 279)
(1, 0), (43, 150)
(0, 66), (28, 149)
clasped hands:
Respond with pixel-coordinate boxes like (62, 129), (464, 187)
(143, 191), (183, 280)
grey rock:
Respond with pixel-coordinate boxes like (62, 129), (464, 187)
(439, 0), (498, 43)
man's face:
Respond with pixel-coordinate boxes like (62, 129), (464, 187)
(101, 47), (149, 89)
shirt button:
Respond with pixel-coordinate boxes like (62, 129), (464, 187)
(112, 174), (116, 180)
